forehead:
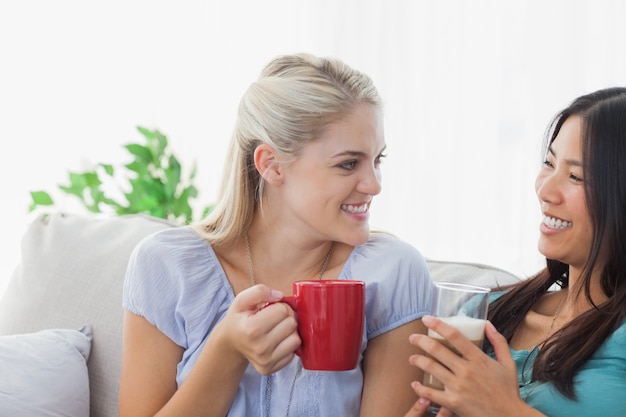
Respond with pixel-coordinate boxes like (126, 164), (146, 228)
(550, 115), (582, 157)
(309, 104), (385, 153)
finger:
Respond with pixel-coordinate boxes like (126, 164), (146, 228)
(409, 333), (460, 376)
(403, 390), (431, 417)
(422, 315), (484, 359)
(235, 284), (284, 313)
(485, 321), (515, 371)
(408, 381), (448, 416)
(243, 311), (300, 373)
(437, 406), (455, 417)
(408, 350), (455, 396)
(262, 307), (300, 351)
(247, 301), (297, 340)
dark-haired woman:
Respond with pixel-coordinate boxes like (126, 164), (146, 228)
(405, 87), (626, 417)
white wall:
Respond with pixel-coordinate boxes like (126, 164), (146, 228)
(2, 0), (626, 297)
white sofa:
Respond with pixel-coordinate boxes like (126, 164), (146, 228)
(0, 213), (521, 417)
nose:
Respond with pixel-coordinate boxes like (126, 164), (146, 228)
(535, 170), (562, 205)
(358, 165), (382, 196)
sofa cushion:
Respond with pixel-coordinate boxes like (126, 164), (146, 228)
(0, 213), (521, 417)
(0, 213), (174, 417)
(0, 326), (92, 417)
(426, 258), (521, 288)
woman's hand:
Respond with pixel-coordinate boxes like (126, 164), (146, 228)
(403, 396), (455, 417)
(216, 284), (301, 375)
(406, 315), (525, 417)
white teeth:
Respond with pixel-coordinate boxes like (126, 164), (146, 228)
(341, 204), (368, 213)
(542, 215), (572, 229)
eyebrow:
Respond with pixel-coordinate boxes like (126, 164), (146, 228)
(548, 146), (582, 167)
(333, 151), (367, 158)
(332, 145), (387, 159)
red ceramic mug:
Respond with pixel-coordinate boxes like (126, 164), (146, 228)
(280, 280), (365, 371)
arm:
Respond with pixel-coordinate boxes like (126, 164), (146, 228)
(359, 318), (427, 417)
(118, 311), (183, 416)
(118, 310), (249, 417)
(119, 285), (300, 417)
(407, 316), (547, 417)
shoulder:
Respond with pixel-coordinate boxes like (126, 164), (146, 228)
(349, 233), (433, 338)
(132, 226), (208, 258)
(128, 227), (214, 274)
(353, 232), (427, 267)
(602, 320), (626, 351)
(126, 226), (222, 291)
(346, 232), (430, 287)
(123, 227), (232, 346)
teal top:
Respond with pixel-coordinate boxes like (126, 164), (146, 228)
(490, 293), (626, 416)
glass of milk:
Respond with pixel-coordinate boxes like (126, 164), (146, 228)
(423, 282), (491, 415)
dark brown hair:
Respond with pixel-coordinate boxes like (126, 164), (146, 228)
(488, 87), (626, 399)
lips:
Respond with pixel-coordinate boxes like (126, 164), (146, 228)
(542, 215), (573, 229)
(341, 203), (369, 214)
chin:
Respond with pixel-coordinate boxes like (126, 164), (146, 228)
(343, 229), (372, 246)
(538, 246), (565, 264)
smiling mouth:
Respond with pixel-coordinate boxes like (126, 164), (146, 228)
(341, 203), (369, 213)
(542, 215), (573, 229)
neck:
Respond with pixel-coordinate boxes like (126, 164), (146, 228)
(244, 231), (335, 288)
(565, 265), (609, 316)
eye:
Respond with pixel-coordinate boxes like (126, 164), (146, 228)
(339, 160), (357, 170)
(542, 159), (554, 169)
(570, 173), (584, 183)
(375, 153), (387, 165)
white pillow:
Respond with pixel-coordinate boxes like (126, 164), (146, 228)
(0, 326), (92, 417)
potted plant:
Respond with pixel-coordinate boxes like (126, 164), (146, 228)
(29, 126), (212, 224)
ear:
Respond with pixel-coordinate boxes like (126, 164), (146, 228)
(253, 144), (283, 185)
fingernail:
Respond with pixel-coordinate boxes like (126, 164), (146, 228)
(418, 397), (429, 405)
(422, 315), (434, 324)
(271, 289), (283, 299)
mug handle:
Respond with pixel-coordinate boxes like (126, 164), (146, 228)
(279, 295), (297, 310)
(263, 296), (302, 356)
(262, 295), (297, 310)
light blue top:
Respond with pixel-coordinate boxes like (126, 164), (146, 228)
(123, 227), (433, 417)
(490, 293), (626, 416)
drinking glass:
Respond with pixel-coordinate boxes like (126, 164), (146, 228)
(424, 282), (490, 416)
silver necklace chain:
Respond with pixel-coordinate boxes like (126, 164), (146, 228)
(244, 234), (334, 286)
(539, 290), (568, 350)
(519, 290), (568, 392)
(243, 233), (334, 416)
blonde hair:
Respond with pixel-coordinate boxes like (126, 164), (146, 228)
(193, 53), (382, 246)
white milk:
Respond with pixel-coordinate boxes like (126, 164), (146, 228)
(427, 316), (486, 341)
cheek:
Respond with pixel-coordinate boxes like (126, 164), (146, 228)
(568, 190), (593, 236)
(572, 197), (592, 225)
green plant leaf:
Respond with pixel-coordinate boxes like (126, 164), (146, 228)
(28, 126), (211, 225)
(101, 163), (114, 176)
(125, 160), (149, 176)
(137, 126), (155, 140)
(30, 190), (54, 205)
(151, 130), (168, 160)
(164, 155), (182, 197)
(125, 143), (153, 164)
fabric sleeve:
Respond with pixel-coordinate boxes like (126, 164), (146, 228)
(122, 227), (228, 348)
(346, 233), (434, 339)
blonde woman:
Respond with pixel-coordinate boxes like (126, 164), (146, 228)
(120, 53), (433, 417)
